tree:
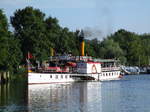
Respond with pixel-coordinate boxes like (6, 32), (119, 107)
(45, 17), (79, 55)
(112, 29), (143, 65)
(100, 39), (126, 63)
(11, 6), (50, 61)
(139, 34), (150, 66)
(7, 33), (23, 73)
(0, 9), (9, 71)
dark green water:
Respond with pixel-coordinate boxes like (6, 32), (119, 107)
(0, 82), (28, 112)
(1, 75), (150, 112)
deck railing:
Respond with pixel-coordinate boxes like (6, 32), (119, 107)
(49, 56), (93, 61)
(101, 67), (120, 71)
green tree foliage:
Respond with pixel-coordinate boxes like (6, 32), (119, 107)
(7, 33), (23, 73)
(11, 7), (50, 61)
(45, 17), (61, 50)
(45, 17), (79, 55)
(0, 9), (22, 72)
(139, 34), (150, 66)
(58, 28), (79, 55)
(109, 29), (150, 66)
(0, 9), (10, 71)
(100, 39), (125, 62)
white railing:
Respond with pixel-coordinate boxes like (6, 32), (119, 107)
(49, 56), (92, 61)
(101, 67), (120, 71)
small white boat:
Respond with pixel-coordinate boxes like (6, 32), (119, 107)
(121, 66), (140, 75)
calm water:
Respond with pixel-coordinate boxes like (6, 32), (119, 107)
(1, 75), (150, 112)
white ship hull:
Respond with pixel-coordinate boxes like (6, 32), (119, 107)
(28, 70), (121, 84)
(28, 73), (76, 84)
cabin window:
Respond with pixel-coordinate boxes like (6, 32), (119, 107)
(50, 75), (52, 78)
(65, 75), (67, 79)
(56, 75), (58, 79)
(61, 75), (63, 79)
(109, 73), (111, 76)
(103, 74), (105, 77)
(106, 73), (107, 76)
(69, 75), (71, 78)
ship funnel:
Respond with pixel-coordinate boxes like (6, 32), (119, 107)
(81, 41), (85, 56)
(79, 30), (85, 56)
(50, 47), (54, 56)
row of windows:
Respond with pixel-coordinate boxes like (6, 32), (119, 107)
(101, 72), (119, 77)
(49, 75), (71, 79)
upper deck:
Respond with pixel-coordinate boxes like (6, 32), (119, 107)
(94, 59), (120, 71)
(49, 55), (93, 62)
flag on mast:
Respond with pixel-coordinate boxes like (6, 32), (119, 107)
(28, 52), (33, 59)
(27, 52), (33, 73)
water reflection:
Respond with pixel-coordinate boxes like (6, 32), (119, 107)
(28, 81), (120, 112)
(0, 82), (28, 112)
(0, 81), (121, 112)
(3, 75), (150, 112)
(28, 83), (89, 112)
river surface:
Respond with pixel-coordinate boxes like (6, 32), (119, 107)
(1, 75), (150, 112)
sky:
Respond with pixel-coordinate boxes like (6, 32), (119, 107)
(0, 0), (150, 40)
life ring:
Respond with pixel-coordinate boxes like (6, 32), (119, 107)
(92, 64), (97, 74)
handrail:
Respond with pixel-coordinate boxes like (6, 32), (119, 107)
(101, 67), (120, 71)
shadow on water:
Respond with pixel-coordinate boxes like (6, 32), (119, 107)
(0, 82), (28, 112)
(1, 75), (150, 112)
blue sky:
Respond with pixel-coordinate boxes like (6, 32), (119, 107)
(0, 0), (150, 39)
